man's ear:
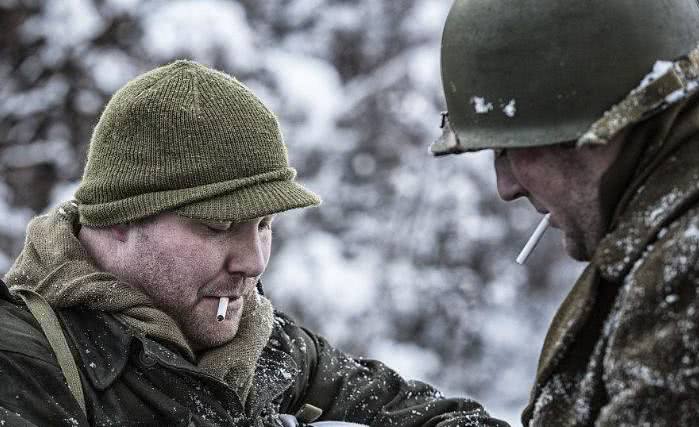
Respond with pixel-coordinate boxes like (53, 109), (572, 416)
(110, 224), (130, 242)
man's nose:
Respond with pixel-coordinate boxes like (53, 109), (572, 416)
(494, 154), (525, 201)
(225, 225), (267, 278)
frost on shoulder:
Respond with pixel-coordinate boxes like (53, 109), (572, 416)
(579, 45), (699, 146)
(638, 61), (675, 88)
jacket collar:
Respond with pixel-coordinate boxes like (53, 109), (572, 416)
(59, 308), (134, 390)
(59, 307), (298, 414)
(522, 264), (599, 423)
(59, 309), (198, 391)
(593, 137), (699, 282)
(524, 136), (699, 422)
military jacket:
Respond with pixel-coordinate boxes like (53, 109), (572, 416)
(523, 137), (699, 426)
(0, 281), (506, 427)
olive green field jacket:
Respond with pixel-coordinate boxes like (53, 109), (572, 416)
(0, 280), (506, 427)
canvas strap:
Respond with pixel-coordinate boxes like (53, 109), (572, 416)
(15, 289), (87, 416)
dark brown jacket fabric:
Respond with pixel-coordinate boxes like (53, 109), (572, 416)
(523, 101), (699, 426)
(0, 280), (507, 427)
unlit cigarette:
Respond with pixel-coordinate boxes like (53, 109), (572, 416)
(516, 213), (551, 265)
(216, 297), (229, 322)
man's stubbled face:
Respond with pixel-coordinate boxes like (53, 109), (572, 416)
(117, 213), (273, 350)
(494, 136), (626, 261)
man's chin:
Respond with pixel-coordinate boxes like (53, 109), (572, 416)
(562, 234), (592, 262)
(185, 318), (242, 352)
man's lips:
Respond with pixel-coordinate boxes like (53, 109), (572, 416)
(529, 201), (553, 224)
(199, 281), (251, 299)
(533, 205), (548, 215)
(542, 212), (559, 228)
(203, 293), (244, 300)
(206, 295), (244, 321)
(533, 207), (558, 228)
(527, 196), (547, 215)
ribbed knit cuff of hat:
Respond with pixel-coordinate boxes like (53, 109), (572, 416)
(79, 167), (320, 226)
(75, 59), (320, 226)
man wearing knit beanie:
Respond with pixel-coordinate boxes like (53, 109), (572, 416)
(0, 61), (506, 426)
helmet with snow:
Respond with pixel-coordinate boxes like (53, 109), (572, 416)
(431, 0), (699, 155)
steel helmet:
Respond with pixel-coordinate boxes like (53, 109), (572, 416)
(432, 0), (699, 155)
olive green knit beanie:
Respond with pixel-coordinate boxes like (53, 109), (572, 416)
(75, 60), (320, 226)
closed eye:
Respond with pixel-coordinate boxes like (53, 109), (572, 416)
(259, 216), (274, 230)
(203, 221), (233, 232)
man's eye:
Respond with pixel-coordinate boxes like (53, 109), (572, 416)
(493, 148), (506, 159)
(259, 218), (273, 230)
(204, 222), (232, 232)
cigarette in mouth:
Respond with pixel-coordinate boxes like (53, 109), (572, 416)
(216, 297), (229, 322)
(516, 213), (551, 265)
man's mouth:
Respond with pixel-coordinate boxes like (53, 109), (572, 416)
(526, 196), (547, 213)
(200, 280), (251, 300)
(532, 206), (557, 228)
(204, 293), (243, 301)
(214, 295), (246, 321)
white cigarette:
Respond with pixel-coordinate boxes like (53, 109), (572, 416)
(516, 213), (551, 265)
(216, 297), (229, 322)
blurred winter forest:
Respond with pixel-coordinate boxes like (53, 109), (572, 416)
(0, 0), (584, 423)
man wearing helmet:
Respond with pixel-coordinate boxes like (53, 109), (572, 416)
(435, 0), (699, 425)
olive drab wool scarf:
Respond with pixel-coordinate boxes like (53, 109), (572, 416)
(4, 201), (274, 406)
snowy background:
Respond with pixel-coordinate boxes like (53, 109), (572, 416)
(0, 0), (584, 424)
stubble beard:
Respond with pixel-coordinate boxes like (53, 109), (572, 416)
(562, 209), (606, 263)
(126, 236), (243, 351)
(562, 231), (593, 262)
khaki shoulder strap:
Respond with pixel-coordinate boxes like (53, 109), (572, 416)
(14, 289), (87, 416)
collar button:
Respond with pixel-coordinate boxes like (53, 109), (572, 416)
(138, 351), (157, 368)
